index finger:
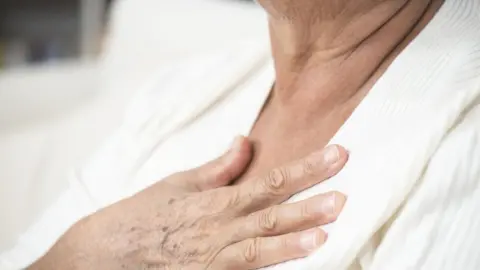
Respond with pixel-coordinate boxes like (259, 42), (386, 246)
(236, 145), (348, 214)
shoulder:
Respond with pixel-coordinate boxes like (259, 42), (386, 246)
(399, 102), (480, 224)
(122, 40), (271, 125)
(76, 41), (272, 206)
(369, 104), (480, 269)
(434, 103), (480, 176)
(419, 103), (480, 201)
(129, 40), (271, 101)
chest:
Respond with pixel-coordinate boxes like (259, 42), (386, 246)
(124, 82), (451, 270)
(237, 100), (356, 183)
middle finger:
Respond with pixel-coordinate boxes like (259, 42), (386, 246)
(236, 145), (347, 213)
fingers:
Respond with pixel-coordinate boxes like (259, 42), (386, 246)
(174, 136), (253, 192)
(212, 228), (327, 270)
(230, 192), (346, 242)
(237, 145), (348, 212)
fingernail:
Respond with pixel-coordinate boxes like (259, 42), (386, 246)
(324, 145), (339, 165)
(300, 229), (325, 251)
(230, 136), (244, 152)
(318, 192), (346, 216)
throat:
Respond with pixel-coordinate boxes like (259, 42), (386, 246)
(236, 95), (350, 184)
(235, 0), (445, 183)
(269, 0), (444, 111)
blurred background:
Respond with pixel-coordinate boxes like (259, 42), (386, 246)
(0, 0), (266, 252)
(0, 0), (112, 68)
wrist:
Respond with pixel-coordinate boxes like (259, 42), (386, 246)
(29, 217), (102, 269)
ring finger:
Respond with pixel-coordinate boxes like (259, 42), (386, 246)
(229, 192), (346, 242)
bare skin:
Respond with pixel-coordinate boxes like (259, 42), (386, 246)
(238, 0), (445, 183)
(28, 1), (446, 269)
(29, 138), (348, 269)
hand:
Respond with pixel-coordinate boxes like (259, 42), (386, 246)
(31, 137), (348, 270)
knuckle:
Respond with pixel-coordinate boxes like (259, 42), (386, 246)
(257, 208), (278, 233)
(202, 189), (240, 214)
(222, 188), (242, 212)
(243, 238), (261, 263)
(264, 168), (289, 195)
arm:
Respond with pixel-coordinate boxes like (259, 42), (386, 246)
(22, 141), (348, 269)
(369, 107), (480, 270)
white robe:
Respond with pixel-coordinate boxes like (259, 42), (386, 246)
(2, 0), (480, 269)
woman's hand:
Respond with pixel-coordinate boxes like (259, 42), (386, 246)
(31, 137), (348, 270)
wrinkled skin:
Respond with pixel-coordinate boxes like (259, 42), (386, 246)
(30, 137), (348, 270)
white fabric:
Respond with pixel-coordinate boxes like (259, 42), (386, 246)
(102, 0), (268, 101)
(0, 0), (265, 252)
(0, 61), (107, 252)
(2, 0), (480, 269)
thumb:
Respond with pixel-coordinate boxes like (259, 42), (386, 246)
(182, 136), (253, 192)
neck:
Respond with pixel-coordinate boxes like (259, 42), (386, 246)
(264, 0), (444, 112)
